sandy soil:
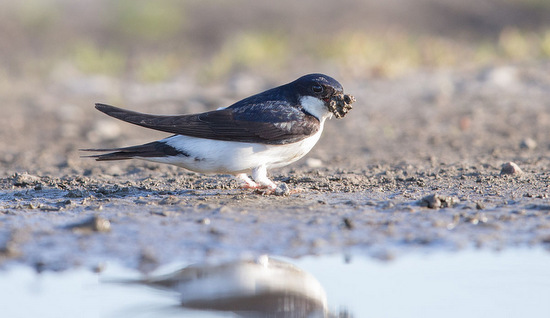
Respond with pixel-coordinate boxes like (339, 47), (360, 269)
(1, 63), (550, 271)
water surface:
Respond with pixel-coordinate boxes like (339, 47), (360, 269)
(2, 249), (549, 318)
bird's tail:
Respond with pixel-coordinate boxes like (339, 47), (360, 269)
(81, 141), (185, 161)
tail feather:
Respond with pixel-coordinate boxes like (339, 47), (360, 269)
(81, 141), (188, 161)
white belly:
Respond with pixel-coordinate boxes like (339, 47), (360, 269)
(144, 126), (324, 174)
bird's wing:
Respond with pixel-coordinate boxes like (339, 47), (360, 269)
(95, 102), (320, 145)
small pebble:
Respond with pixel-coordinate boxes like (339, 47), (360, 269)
(482, 66), (519, 88)
(420, 194), (460, 209)
(342, 217), (354, 230)
(197, 218), (211, 225)
(274, 183), (291, 196)
(306, 158), (323, 168)
(519, 138), (537, 150)
(500, 162), (523, 175)
(138, 249), (159, 274)
(65, 215), (111, 233)
(11, 173), (41, 187)
(159, 196), (181, 205)
(92, 263), (107, 273)
(86, 120), (121, 143)
(65, 189), (90, 198)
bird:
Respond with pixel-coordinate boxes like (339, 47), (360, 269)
(83, 73), (354, 191)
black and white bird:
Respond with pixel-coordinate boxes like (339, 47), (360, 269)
(84, 74), (352, 190)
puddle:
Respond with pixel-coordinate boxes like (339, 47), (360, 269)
(1, 249), (549, 318)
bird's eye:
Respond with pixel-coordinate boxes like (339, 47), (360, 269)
(312, 84), (323, 93)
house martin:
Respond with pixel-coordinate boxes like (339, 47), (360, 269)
(83, 73), (355, 190)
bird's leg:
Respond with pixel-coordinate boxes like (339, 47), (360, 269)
(251, 166), (277, 191)
(235, 173), (259, 189)
(236, 170), (276, 193)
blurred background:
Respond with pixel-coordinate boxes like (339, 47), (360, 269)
(1, 0), (550, 174)
(1, 0), (550, 82)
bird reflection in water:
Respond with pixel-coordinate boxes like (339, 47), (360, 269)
(131, 255), (351, 318)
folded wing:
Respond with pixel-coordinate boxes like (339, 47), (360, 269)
(94, 102), (319, 145)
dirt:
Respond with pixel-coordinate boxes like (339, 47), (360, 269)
(1, 63), (550, 271)
(328, 93), (355, 119)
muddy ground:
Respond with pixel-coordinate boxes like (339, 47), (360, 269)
(1, 63), (550, 271)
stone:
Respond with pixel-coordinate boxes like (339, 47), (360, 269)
(500, 162), (523, 175)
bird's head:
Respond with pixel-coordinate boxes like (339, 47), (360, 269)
(292, 73), (354, 121)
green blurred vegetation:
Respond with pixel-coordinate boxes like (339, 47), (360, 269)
(1, 0), (550, 82)
(200, 32), (290, 81)
(112, 0), (184, 41)
(319, 28), (550, 78)
(14, 0), (61, 33)
(71, 42), (126, 76)
(135, 54), (182, 82)
(60, 26), (550, 81)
